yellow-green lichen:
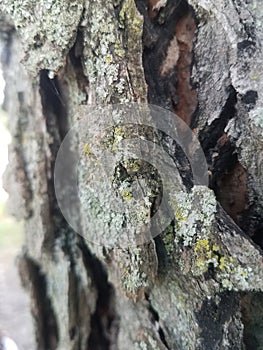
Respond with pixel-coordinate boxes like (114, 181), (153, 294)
(193, 239), (219, 274)
(121, 188), (133, 201)
(103, 125), (127, 152)
(170, 186), (217, 247)
(218, 257), (253, 291)
(162, 224), (176, 255)
(84, 143), (94, 156)
(192, 238), (253, 290)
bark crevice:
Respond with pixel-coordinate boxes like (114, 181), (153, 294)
(145, 293), (170, 349)
(19, 256), (59, 350)
(78, 240), (119, 350)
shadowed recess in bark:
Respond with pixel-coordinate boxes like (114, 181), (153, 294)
(39, 69), (74, 248)
(68, 27), (89, 102)
(136, 0), (199, 269)
(195, 292), (242, 350)
(39, 69), (69, 143)
(241, 293), (263, 349)
(197, 85), (237, 161)
(68, 259), (92, 349)
(139, 0), (197, 118)
(197, 86), (251, 235)
(78, 240), (119, 350)
(19, 256), (59, 350)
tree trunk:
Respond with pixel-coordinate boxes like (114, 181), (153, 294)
(1, 0), (263, 349)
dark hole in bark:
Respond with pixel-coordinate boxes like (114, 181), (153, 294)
(241, 90), (258, 108)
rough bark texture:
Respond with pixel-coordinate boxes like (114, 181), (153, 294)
(1, 0), (263, 349)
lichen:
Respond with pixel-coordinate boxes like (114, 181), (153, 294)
(118, 0), (147, 101)
(170, 186), (217, 247)
(83, 143), (94, 156)
(166, 185), (256, 291)
(82, 1), (128, 103)
(81, 0), (147, 103)
(135, 336), (159, 349)
(218, 258), (253, 291)
(119, 246), (148, 293)
(250, 107), (263, 130)
(192, 237), (254, 290)
(2, 0), (84, 73)
(103, 125), (127, 152)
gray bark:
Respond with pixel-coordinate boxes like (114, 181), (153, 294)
(1, 0), (263, 349)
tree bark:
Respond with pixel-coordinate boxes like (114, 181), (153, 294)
(1, 0), (263, 349)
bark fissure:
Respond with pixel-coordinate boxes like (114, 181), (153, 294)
(68, 28), (89, 103)
(1, 0), (263, 349)
(141, 0), (194, 110)
(19, 256), (59, 350)
(39, 69), (71, 249)
(79, 241), (119, 350)
(145, 293), (170, 350)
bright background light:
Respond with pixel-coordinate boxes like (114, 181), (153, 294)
(0, 63), (35, 350)
(0, 63), (5, 105)
(0, 65), (10, 201)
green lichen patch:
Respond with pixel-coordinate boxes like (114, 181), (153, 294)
(166, 186), (257, 291)
(217, 257), (253, 291)
(250, 107), (263, 131)
(192, 238), (254, 291)
(2, 0), (84, 74)
(193, 238), (219, 274)
(119, 246), (148, 294)
(83, 143), (95, 157)
(82, 0), (147, 103)
(82, 1), (128, 103)
(119, 0), (147, 101)
(170, 186), (217, 247)
(102, 125), (127, 152)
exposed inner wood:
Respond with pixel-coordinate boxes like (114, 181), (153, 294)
(216, 162), (248, 224)
(173, 12), (197, 125)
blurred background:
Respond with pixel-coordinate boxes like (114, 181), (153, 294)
(0, 64), (35, 349)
